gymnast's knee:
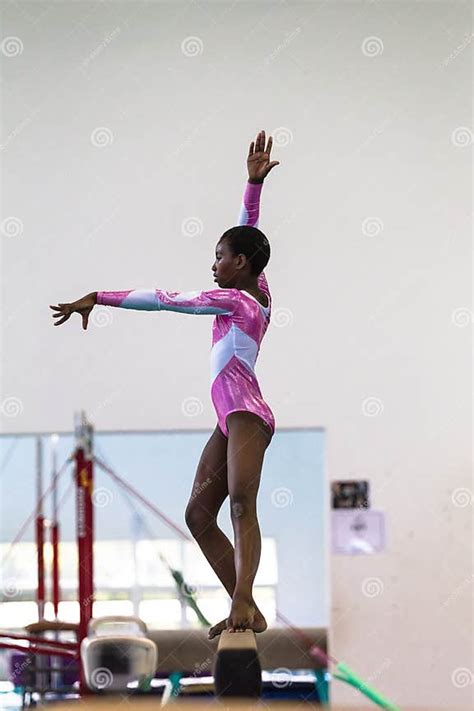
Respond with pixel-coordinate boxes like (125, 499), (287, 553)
(229, 493), (256, 520)
(184, 503), (218, 536)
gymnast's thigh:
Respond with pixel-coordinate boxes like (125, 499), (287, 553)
(225, 411), (272, 503)
(185, 424), (229, 519)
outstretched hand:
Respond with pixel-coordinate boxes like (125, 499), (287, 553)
(49, 292), (96, 330)
(247, 129), (280, 182)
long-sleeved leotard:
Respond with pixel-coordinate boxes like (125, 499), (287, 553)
(96, 180), (275, 438)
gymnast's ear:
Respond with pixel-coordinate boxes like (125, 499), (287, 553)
(235, 253), (249, 271)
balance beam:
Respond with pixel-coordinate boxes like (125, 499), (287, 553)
(148, 626), (327, 673)
(213, 630), (261, 698)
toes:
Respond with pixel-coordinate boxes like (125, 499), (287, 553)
(208, 619), (229, 638)
(227, 620), (248, 633)
(227, 619), (238, 633)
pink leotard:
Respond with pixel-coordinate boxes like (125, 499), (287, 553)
(96, 180), (275, 439)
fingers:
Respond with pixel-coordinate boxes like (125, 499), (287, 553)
(50, 307), (68, 317)
(50, 302), (72, 326)
(50, 303), (70, 313)
(252, 130), (274, 156)
(249, 129), (265, 156)
(249, 130), (278, 171)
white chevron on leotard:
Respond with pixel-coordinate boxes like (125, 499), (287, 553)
(210, 324), (259, 382)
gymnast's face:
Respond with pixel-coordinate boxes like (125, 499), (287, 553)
(212, 238), (241, 288)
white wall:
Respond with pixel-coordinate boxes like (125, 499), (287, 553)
(1, 1), (472, 708)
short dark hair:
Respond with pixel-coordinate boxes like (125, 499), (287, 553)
(219, 225), (270, 276)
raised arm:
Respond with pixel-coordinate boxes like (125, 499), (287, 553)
(238, 129), (279, 292)
(237, 179), (270, 295)
(238, 129), (279, 228)
(237, 180), (263, 229)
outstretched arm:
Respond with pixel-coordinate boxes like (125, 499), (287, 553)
(96, 287), (239, 315)
(50, 287), (239, 330)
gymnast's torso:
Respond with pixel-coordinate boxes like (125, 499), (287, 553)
(95, 179), (275, 438)
(209, 273), (274, 437)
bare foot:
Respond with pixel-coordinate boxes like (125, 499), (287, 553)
(227, 596), (255, 632)
(208, 599), (267, 639)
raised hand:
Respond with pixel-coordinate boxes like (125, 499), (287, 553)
(49, 292), (96, 330)
(247, 129), (280, 183)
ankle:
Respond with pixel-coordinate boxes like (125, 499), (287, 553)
(232, 590), (253, 604)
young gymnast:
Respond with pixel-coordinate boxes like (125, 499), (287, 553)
(50, 129), (280, 636)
